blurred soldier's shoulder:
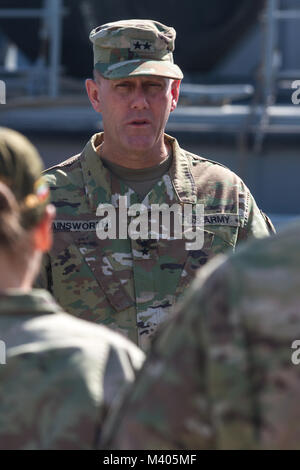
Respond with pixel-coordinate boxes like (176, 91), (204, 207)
(0, 291), (144, 449)
(43, 152), (82, 195)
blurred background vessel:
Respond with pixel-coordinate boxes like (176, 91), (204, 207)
(0, 0), (299, 229)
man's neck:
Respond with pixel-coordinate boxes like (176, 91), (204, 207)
(96, 138), (171, 169)
(0, 251), (39, 291)
(0, 268), (32, 291)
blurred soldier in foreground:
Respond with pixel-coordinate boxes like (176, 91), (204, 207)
(0, 128), (144, 450)
(39, 19), (274, 352)
(100, 223), (300, 450)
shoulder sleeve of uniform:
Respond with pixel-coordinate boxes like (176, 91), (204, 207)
(100, 341), (144, 405)
(103, 332), (145, 391)
(44, 153), (81, 174)
(238, 187), (276, 243)
(186, 151), (230, 169)
(0, 340), (103, 449)
(187, 152), (275, 240)
(205, 236), (300, 449)
(87, 329), (144, 448)
(187, 150), (252, 196)
(43, 153), (83, 194)
(260, 210), (276, 234)
(3, 313), (144, 449)
(186, 151), (246, 199)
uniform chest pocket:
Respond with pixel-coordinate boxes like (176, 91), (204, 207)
(50, 231), (134, 320)
(174, 228), (235, 298)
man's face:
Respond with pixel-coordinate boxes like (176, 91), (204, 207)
(86, 74), (180, 154)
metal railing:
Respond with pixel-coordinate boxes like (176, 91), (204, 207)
(255, 0), (300, 151)
(0, 0), (64, 97)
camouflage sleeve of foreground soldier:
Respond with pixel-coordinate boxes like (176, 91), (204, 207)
(100, 226), (300, 450)
(0, 310), (144, 450)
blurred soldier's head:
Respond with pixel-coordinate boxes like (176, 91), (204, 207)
(0, 128), (55, 288)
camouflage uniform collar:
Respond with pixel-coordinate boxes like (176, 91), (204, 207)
(80, 132), (197, 211)
(166, 133), (197, 204)
(0, 289), (62, 316)
(80, 133), (111, 212)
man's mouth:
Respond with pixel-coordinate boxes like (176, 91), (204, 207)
(127, 119), (151, 127)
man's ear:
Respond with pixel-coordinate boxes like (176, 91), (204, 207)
(170, 80), (181, 112)
(33, 204), (56, 253)
(86, 78), (102, 113)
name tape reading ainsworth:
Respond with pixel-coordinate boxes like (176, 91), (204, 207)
(0, 81), (6, 105)
(96, 199), (205, 250)
(52, 200), (211, 250)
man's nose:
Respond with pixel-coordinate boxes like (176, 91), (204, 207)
(130, 87), (149, 109)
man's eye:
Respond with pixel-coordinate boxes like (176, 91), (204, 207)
(116, 83), (130, 87)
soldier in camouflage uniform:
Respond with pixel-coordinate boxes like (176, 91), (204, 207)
(100, 221), (300, 450)
(39, 19), (275, 351)
(0, 128), (144, 450)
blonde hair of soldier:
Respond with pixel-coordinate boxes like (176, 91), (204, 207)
(0, 128), (55, 289)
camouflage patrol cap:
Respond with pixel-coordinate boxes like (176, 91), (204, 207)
(89, 19), (184, 80)
(0, 127), (49, 228)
